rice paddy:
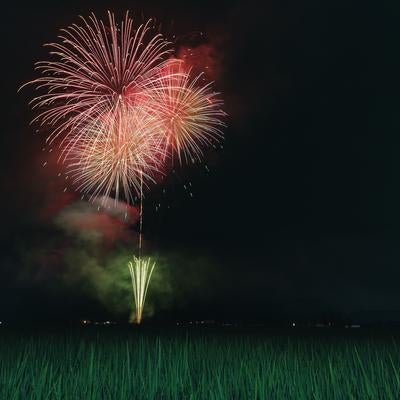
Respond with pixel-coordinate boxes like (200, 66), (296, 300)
(0, 327), (399, 399)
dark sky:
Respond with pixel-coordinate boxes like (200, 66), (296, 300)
(1, 0), (400, 324)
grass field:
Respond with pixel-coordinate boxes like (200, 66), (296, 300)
(0, 327), (399, 399)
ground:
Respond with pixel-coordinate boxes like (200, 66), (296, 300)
(1, 325), (399, 399)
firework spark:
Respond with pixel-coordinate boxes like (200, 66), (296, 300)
(128, 256), (156, 324)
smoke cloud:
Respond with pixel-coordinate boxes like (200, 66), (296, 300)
(10, 193), (218, 321)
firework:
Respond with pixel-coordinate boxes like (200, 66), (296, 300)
(128, 256), (156, 324)
(22, 12), (227, 323)
(20, 12), (176, 203)
(64, 103), (165, 205)
(22, 12), (226, 203)
(22, 12), (173, 145)
(144, 60), (226, 164)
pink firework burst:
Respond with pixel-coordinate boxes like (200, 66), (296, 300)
(22, 11), (226, 204)
(22, 11), (173, 146)
(143, 60), (226, 164)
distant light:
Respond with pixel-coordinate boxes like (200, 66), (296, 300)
(292, 322), (296, 327)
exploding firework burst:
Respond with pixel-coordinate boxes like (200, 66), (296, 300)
(20, 11), (175, 203)
(64, 103), (166, 205)
(128, 256), (156, 324)
(22, 11), (226, 204)
(23, 11), (173, 145)
(144, 61), (226, 164)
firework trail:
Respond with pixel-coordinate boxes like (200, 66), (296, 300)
(128, 256), (156, 324)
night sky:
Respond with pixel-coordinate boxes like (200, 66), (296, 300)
(1, 0), (400, 324)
